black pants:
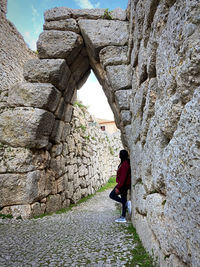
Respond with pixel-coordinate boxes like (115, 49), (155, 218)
(109, 186), (128, 217)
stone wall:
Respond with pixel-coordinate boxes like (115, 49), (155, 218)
(127, 1), (200, 267)
(0, 103), (122, 218)
(0, 0), (37, 110)
(0, 2), (123, 219)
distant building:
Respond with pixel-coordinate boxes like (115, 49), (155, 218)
(96, 118), (119, 134)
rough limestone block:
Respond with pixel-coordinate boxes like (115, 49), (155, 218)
(46, 194), (62, 213)
(54, 97), (66, 120)
(64, 104), (73, 123)
(37, 30), (83, 65)
(0, 107), (55, 148)
(78, 19), (129, 59)
(8, 82), (61, 112)
(146, 193), (170, 254)
(72, 8), (106, 19)
(63, 75), (76, 104)
(161, 88), (200, 266)
(106, 65), (132, 91)
(44, 7), (72, 21)
(0, 147), (50, 173)
(120, 110), (132, 126)
(50, 120), (65, 144)
(99, 46), (128, 68)
(24, 59), (71, 91)
(70, 52), (90, 85)
(115, 89), (132, 110)
(0, 170), (50, 207)
(111, 8), (127, 21)
(2, 205), (31, 219)
(44, 19), (80, 33)
(134, 183), (147, 216)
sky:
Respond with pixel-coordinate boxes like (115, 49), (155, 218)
(7, 0), (128, 120)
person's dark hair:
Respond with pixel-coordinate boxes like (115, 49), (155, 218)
(119, 149), (129, 163)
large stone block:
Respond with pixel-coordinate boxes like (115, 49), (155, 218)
(0, 147), (50, 173)
(115, 89), (132, 110)
(70, 52), (90, 85)
(46, 194), (62, 213)
(24, 59), (70, 91)
(99, 46), (128, 69)
(0, 170), (51, 207)
(44, 19), (80, 33)
(37, 30), (83, 65)
(8, 82), (61, 112)
(106, 65), (132, 91)
(0, 107), (55, 148)
(78, 19), (129, 59)
(71, 8), (106, 19)
(44, 7), (72, 21)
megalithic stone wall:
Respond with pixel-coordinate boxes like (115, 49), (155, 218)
(127, 1), (200, 267)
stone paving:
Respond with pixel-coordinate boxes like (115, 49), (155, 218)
(0, 190), (136, 267)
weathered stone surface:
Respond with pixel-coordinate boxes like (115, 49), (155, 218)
(111, 8), (127, 21)
(0, 107), (55, 148)
(78, 19), (129, 58)
(63, 75), (76, 103)
(46, 194), (62, 213)
(0, 147), (50, 173)
(99, 46), (128, 68)
(72, 8), (106, 19)
(8, 82), (61, 112)
(44, 19), (80, 33)
(37, 30), (83, 65)
(0, 170), (51, 207)
(44, 7), (72, 21)
(2, 205), (31, 219)
(50, 120), (65, 144)
(24, 59), (70, 91)
(70, 52), (90, 84)
(120, 110), (131, 126)
(115, 89), (132, 110)
(106, 65), (132, 91)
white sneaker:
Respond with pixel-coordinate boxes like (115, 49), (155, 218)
(115, 216), (127, 223)
(127, 200), (132, 214)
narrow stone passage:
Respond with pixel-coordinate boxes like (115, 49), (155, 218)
(0, 190), (135, 267)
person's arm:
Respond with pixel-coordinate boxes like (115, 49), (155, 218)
(116, 161), (129, 190)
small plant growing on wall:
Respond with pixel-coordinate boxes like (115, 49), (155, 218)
(102, 8), (112, 20)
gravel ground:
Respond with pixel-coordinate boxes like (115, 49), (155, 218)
(0, 190), (135, 267)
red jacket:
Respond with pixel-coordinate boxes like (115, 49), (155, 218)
(116, 160), (131, 190)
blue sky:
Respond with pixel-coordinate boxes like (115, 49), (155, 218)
(7, 0), (128, 120)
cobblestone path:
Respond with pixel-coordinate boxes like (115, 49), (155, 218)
(0, 190), (136, 267)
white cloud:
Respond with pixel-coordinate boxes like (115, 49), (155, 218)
(77, 77), (114, 120)
(31, 5), (39, 22)
(74, 0), (100, 9)
(23, 31), (37, 51)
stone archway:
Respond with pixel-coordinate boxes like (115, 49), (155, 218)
(0, 7), (132, 149)
(0, 7), (131, 218)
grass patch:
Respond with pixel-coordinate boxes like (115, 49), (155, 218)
(126, 224), (156, 267)
(97, 176), (116, 192)
(0, 213), (13, 219)
(102, 8), (112, 20)
(73, 101), (87, 109)
(33, 177), (116, 219)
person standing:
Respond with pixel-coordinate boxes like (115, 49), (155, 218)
(109, 149), (131, 223)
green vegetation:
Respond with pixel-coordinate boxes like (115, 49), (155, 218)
(73, 100), (87, 109)
(97, 176), (116, 192)
(80, 124), (87, 132)
(0, 213), (13, 219)
(126, 224), (156, 267)
(83, 135), (90, 140)
(109, 146), (114, 156)
(102, 8), (112, 20)
(91, 137), (96, 141)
